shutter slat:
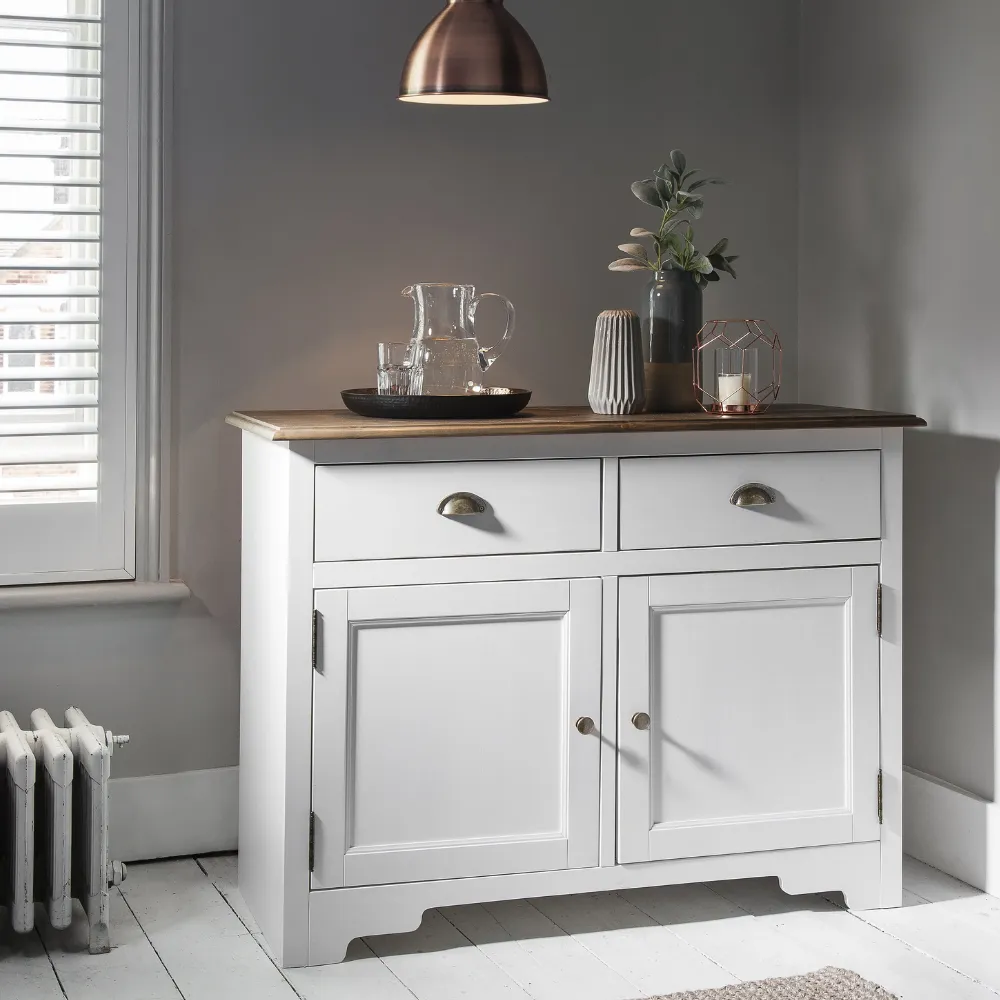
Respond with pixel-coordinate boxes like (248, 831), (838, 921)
(0, 179), (100, 186)
(0, 394), (97, 408)
(0, 366), (98, 380)
(0, 123), (100, 134)
(1, 454), (95, 466)
(0, 17), (102, 27)
(0, 339), (98, 352)
(0, 150), (100, 159)
(0, 313), (99, 324)
(0, 279), (99, 293)
(0, 68), (101, 79)
(0, 466), (98, 493)
(0, 233), (100, 242)
(0, 420), (97, 436)
(0, 40), (101, 52)
(0, 259), (99, 271)
(0, 203), (100, 212)
(0, 95), (100, 106)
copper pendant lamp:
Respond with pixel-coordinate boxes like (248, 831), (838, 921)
(399, 0), (549, 106)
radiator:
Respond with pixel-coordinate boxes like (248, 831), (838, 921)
(0, 708), (128, 954)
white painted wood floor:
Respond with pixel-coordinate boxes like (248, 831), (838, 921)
(2, 855), (998, 1000)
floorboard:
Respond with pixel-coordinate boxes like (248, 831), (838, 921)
(38, 893), (180, 1000)
(709, 875), (1000, 1000)
(621, 881), (828, 982)
(119, 858), (298, 1000)
(196, 854), (416, 1000)
(365, 907), (534, 1000)
(530, 890), (737, 997)
(0, 922), (64, 1000)
(851, 892), (1000, 992)
(441, 898), (639, 1000)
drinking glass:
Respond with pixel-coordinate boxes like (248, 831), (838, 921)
(377, 342), (424, 396)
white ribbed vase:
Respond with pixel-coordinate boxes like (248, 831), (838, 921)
(588, 309), (646, 414)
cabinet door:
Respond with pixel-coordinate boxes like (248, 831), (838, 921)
(312, 578), (602, 889)
(618, 567), (880, 864)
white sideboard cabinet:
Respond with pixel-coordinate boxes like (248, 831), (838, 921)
(228, 404), (924, 968)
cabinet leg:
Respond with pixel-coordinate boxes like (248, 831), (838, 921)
(842, 878), (889, 911)
(309, 895), (430, 966)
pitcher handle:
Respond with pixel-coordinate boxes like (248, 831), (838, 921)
(469, 293), (515, 372)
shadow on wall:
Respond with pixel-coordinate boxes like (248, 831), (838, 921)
(904, 430), (998, 803)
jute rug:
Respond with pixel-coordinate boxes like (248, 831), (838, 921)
(651, 967), (898, 999)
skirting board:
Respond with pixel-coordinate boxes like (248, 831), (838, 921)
(904, 765), (1000, 895)
(106, 764), (997, 890)
(109, 766), (238, 863)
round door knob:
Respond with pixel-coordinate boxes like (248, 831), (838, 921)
(632, 712), (651, 731)
(575, 716), (595, 736)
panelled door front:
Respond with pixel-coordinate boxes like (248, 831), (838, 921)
(618, 567), (881, 864)
(312, 578), (602, 889)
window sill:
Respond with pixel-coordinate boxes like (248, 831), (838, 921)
(0, 581), (191, 611)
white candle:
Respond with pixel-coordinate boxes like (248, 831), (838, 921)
(718, 373), (753, 410)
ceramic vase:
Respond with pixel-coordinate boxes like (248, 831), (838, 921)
(642, 269), (703, 412)
(588, 309), (645, 415)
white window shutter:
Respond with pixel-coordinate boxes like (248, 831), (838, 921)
(0, 0), (138, 584)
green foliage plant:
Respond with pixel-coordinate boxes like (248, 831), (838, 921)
(608, 149), (739, 288)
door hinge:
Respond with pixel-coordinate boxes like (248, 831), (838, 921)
(877, 770), (883, 824)
(876, 584), (883, 638)
(311, 610), (320, 673)
(309, 811), (317, 872)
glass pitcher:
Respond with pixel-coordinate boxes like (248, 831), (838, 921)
(403, 283), (515, 395)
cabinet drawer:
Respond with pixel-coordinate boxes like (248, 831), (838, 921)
(619, 451), (881, 550)
(315, 459), (602, 562)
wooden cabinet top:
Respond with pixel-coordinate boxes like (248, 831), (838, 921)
(226, 404), (925, 442)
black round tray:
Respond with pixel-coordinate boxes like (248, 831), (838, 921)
(342, 388), (532, 420)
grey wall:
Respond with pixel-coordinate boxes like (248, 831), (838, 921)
(1, 0), (800, 780)
(799, 0), (1000, 799)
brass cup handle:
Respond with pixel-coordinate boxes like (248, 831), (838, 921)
(437, 492), (487, 517)
(730, 483), (776, 508)
(631, 712), (650, 731)
(575, 717), (595, 736)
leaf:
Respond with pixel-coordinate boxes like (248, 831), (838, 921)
(692, 254), (714, 274)
(609, 258), (652, 272)
(725, 254), (739, 262)
(704, 271), (721, 282)
(688, 176), (724, 191)
(618, 243), (648, 260)
(655, 176), (672, 203)
(630, 228), (657, 238)
(670, 149), (687, 175)
(631, 179), (662, 208)
(707, 238), (729, 257)
(709, 253), (735, 276)
(676, 192), (704, 213)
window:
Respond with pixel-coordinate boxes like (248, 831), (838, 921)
(0, 0), (163, 586)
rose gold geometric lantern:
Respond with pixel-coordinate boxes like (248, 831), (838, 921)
(693, 319), (782, 415)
